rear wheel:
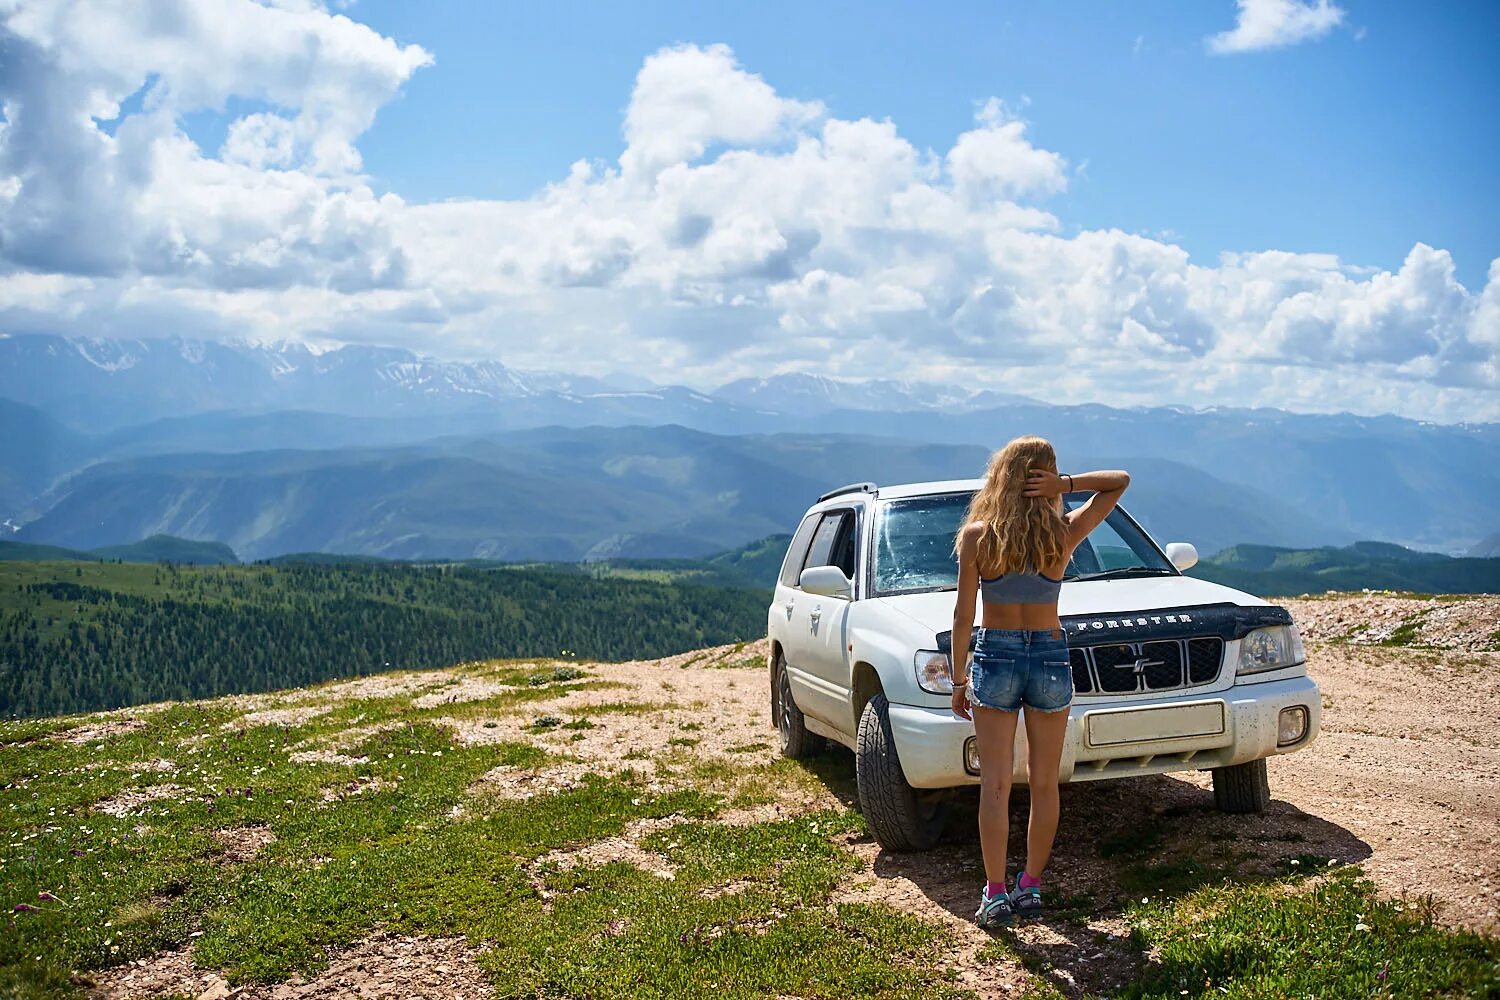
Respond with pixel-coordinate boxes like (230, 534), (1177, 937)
(777, 660), (824, 759)
(1212, 758), (1271, 813)
(856, 693), (945, 851)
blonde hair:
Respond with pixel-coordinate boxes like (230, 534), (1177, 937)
(958, 435), (1069, 577)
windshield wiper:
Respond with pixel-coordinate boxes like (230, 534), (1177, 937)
(1067, 567), (1177, 582)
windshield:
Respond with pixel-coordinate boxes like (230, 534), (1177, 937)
(871, 491), (1175, 596)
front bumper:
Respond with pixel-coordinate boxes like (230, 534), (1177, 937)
(887, 675), (1321, 789)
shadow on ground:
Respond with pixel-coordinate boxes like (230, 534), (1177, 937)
(800, 747), (1374, 998)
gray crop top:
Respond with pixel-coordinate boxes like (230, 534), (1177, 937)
(980, 568), (1063, 604)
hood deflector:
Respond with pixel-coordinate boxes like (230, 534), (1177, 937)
(936, 603), (1294, 655)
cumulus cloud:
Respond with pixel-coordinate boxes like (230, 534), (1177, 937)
(1209, 0), (1346, 54)
(0, 0), (428, 285)
(0, 5), (1494, 421)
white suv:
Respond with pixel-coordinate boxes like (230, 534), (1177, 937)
(767, 479), (1321, 851)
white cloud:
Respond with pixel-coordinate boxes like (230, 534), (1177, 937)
(1209, 0), (1346, 54)
(0, 8), (1494, 422)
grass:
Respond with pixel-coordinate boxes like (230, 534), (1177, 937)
(1122, 869), (1498, 999)
(1379, 610), (1431, 647)
(3, 655), (1497, 1000)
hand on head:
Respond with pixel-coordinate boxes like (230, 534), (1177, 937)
(1022, 469), (1064, 498)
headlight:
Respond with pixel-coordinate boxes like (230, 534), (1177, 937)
(1236, 625), (1305, 675)
(915, 650), (954, 694)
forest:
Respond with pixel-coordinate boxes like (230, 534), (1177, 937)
(0, 560), (769, 719)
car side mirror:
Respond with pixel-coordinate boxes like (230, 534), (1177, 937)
(1165, 542), (1198, 572)
(800, 565), (852, 599)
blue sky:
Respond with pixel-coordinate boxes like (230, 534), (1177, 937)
(343, 0), (1498, 288)
(1, 0), (1497, 421)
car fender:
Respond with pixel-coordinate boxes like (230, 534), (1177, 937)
(846, 600), (941, 710)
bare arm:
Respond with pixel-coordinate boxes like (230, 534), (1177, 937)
(1024, 468), (1131, 546)
(949, 523), (983, 720)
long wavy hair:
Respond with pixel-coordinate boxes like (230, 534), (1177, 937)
(958, 435), (1069, 577)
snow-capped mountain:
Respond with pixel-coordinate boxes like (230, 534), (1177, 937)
(0, 334), (720, 428)
(712, 372), (1037, 415)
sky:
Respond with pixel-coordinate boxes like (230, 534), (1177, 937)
(0, 0), (1496, 421)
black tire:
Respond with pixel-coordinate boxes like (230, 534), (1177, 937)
(856, 693), (945, 851)
(1212, 757), (1271, 813)
(777, 661), (824, 759)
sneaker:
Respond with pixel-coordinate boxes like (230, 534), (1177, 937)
(1010, 875), (1043, 919)
(975, 885), (1013, 928)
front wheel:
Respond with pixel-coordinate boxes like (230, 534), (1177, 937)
(856, 693), (945, 851)
(777, 660), (824, 759)
(1212, 758), (1271, 813)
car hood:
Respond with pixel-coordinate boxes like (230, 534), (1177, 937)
(872, 576), (1268, 638)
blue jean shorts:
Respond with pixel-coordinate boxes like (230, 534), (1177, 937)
(967, 628), (1074, 714)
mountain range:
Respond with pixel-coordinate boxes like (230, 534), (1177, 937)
(2, 333), (1495, 558)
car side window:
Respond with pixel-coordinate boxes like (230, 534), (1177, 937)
(803, 513), (845, 576)
(778, 514), (822, 587)
(831, 513), (857, 578)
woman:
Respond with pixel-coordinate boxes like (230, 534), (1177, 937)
(950, 436), (1129, 927)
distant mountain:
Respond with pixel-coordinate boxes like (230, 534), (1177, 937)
(1467, 533), (1500, 558)
(3, 333), (1498, 552)
(13, 427), (1344, 561)
(93, 535), (239, 565)
(0, 398), (87, 516)
(712, 373), (1035, 415)
(0, 334), (745, 432)
(1188, 542), (1500, 596)
(0, 540), (99, 562)
(0, 534), (237, 564)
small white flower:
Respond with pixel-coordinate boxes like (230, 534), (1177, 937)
(1355, 922), (1371, 932)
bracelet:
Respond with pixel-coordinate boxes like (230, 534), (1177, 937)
(1064, 473), (1074, 493)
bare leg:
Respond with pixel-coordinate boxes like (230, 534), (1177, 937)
(1022, 706), (1070, 878)
(971, 705), (1020, 885)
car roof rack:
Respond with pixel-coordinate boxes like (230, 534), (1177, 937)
(817, 481), (878, 502)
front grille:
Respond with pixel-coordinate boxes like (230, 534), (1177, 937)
(1069, 637), (1224, 696)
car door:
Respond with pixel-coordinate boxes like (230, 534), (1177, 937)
(786, 507), (860, 729)
(772, 512), (821, 657)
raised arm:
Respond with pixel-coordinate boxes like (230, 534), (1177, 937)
(1024, 468), (1131, 546)
(950, 522), (983, 720)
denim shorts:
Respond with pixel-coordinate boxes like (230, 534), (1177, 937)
(966, 628), (1074, 714)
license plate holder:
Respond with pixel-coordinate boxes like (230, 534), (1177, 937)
(1085, 701), (1226, 748)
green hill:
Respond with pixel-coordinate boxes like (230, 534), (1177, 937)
(0, 539), (100, 562)
(1189, 541), (1500, 596)
(0, 558), (768, 719)
(92, 534), (238, 564)
(0, 534), (237, 565)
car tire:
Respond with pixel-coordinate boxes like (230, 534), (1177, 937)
(1212, 757), (1271, 813)
(777, 661), (824, 759)
(856, 693), (945, 851)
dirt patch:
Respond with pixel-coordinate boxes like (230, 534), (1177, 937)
(411, 675), (515, 709)
(287, 749), (368, 767)
(210, 824), (276, 863)
(468, 763), (595, 803)
(93, 784), (188, 817)
(530, 816), (682, 881)
(58, 718), (148, 744)
(439, 640), (848, 820)
(228, 705), (333, 730)
(1283, 594), (1500, 650)
(83, 931), (492, 1000)
(319, 776), (386, 803)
